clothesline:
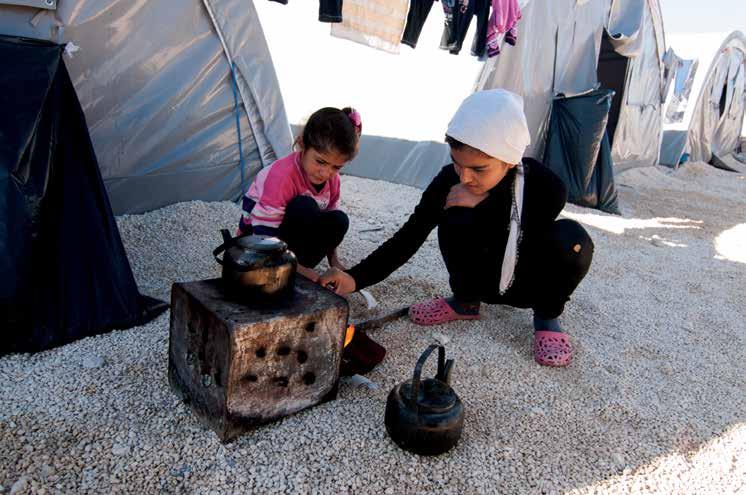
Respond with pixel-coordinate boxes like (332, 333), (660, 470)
(266, 0), (522, 57)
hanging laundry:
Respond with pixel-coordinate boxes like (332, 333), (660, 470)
(439, 0), (491, 56)
(401, 0), (436, 48)
(320, 0), (344, 22)
(470, 0), (492, 57)
(505, 26), (517, 45)
(330, 0), (409, 54)
(439, 0), (458, 52)
(485, 0), (521, 57)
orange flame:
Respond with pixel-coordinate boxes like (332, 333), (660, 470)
(344, 325), (355, 348)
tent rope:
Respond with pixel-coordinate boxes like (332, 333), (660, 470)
(230, 62), (246, 196)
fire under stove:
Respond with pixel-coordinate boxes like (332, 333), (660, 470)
(168, 277), (349, 442)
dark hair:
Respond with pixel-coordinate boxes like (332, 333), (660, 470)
(299, 107), (360, 159)
(445, 134), (491, 157)
(444, 135), (466, 149)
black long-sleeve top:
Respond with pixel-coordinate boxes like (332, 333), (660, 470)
(346, 158), (567, 290)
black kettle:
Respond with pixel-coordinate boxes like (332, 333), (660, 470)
(384, 344), (464, 456)
(213, 229), (297, 302)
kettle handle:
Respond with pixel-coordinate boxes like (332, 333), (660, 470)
(212, 229), (234, 265)
(408, 344), (446, 410)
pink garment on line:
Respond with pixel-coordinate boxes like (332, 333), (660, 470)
(486, 0), (521, 58)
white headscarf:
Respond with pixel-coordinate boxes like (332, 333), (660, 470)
(446, 89), (531, 294)
(446, 89), (530, 164)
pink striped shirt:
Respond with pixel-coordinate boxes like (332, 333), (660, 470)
(241, 152), (341, 231)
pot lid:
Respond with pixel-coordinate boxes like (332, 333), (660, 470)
(402, 379), (457, 414)
(235, 235), (288, 254)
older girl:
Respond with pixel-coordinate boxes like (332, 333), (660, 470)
(320, 90), (593, 367)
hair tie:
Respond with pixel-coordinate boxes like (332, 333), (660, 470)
(347, 109), (362, 132)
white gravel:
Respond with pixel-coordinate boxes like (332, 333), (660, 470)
(1, 162), (745, 494)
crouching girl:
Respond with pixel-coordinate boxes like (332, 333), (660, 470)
(237, 107), (362, 282)
(320, 90), (593, 367)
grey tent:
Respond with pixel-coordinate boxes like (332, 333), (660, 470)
(475, 0), (667, 173)
(0, 0), (292, 214)
(660, 31), (746, 168)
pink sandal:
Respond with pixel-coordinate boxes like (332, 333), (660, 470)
(533, 330), (572, 367)
(408, 298), (480, 326)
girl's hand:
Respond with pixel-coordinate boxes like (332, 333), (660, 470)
(318, 268), (356, 295)
(296, 264), (320, 283)
(445, 184), (488, 209)
(327, 250), (347, 271)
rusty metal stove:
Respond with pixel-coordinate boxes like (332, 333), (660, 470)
(168, 277), (349, 441)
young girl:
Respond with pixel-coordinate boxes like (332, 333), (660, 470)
(237, 107), (362, 282)
(320, 90), (593, 367)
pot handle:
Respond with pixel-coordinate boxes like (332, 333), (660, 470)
(408, 344), (445, 410)
(212, 229), (234, 266)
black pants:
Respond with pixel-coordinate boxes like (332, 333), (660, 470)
(438, 208), (593, 319)
(278, 196), (349, 268)
(401, 0), (436, 48)
(439, 0), (490, 55)
(319, 0), (343, 22)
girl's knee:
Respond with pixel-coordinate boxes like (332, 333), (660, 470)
(550, 219), (594, 273)
(325, 209), (349, 238)
(286, 195), (318, 214)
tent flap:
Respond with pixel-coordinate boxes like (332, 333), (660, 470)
(607, 0), (644, 57)
(0, 35), (166, 355)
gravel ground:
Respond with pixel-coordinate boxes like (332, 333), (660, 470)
(1, 162), (745, 494)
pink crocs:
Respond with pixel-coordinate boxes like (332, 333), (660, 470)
(533, 330), (573, 367)
(408, 298), (480, 326)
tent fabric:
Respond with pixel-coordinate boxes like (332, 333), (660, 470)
(661, 31), (746, 167)
(659, 129), (688, 167)
(661, 47), (677, 101)
(664, 56), (699, 125)
(603, 0), (664, 170)
(607, 0), (644, 57)
(542, 89), (620, 214)
(688, 33), (746, 163)
(344, 135), (450, 190)
(0, 0), (292, 214)
(475, 0), (666, 172)
(0, 35), (167, 355)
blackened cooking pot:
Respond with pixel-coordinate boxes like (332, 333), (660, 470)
(213, 229), (297, 302)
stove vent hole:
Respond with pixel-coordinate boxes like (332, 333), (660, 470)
(277, 346), (291, 356)
(255, 348), (266, 358)
(303, 372), (316, 385)
(305, 322), (316, 333)
(274, 376), (289, 387)
(297, 350), (308, 364)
